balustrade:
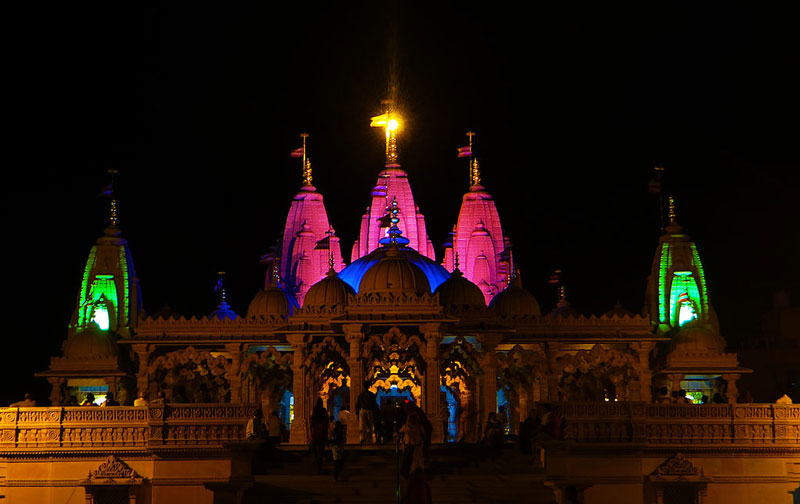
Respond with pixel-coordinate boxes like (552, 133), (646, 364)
(551, 402), (800, 446)
(0, 403), (258, 450)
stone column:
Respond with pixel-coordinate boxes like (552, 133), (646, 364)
(344, 324), (365, 444)
(104, 377), (120, 402)
(132, 344), (151, 400)
(546, 342), (562, 402)
(226, 343), (244, 403)
(479, 333), (502, 429)
(723, 374), (740, 404)
(519, 388), (529, 423)
(635, 342), (654, 402)
(287, 334), (308, 445)
(422, 323), (445, 443)
(47, 377), (65, 406)
(670, 374), (683, 402)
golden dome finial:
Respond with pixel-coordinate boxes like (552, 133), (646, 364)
(300, 133), (311, 186)
(303, 157), (312, 187)
(471, 158), (481, 187)
(668, 195), (677, 225)
(106, 168), (119, 228)
(371, 100), (402, 167)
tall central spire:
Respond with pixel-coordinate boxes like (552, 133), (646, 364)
(353, 101), (435, 261)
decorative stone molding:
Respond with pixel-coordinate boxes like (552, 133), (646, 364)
(651, 453), (704, 479)
(86, 455), (142, 481)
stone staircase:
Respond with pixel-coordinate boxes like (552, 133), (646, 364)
(244, 443), (556, 504)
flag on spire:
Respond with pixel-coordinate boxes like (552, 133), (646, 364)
(290, 147), (304, 158)
(457, 145), (472, 158)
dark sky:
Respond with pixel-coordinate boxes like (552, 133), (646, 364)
(4, 5), (798, 404)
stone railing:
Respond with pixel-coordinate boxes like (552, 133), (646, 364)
(0, 403), (258, 451)
(554, 402), (800, 446)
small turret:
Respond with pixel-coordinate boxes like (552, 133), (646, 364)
(645, 196), (710, 334)
(70, 171), (143, 338)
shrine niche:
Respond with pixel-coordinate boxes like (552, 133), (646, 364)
(240, 347), (292, 414)
(363, 327), (425, 402)
(146, 346), (231, 402)
(305, 336), (350, 409)
(80, 455), (144, 504)
(497, 344), (547, 429)
(555, 344), (638, 402)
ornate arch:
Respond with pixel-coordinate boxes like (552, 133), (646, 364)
(497, 344), (547, 392)
(146, 346), (231, 402)
(553, 344), (638, 401)
(363, 327), (425, 400)
(440, 336), (482, 396)
(305, 336), (350, 405)
(241, 347), (293, 405)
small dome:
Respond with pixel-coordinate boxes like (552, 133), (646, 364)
(435, 269), (485, 310)
(340, 245), (450, 293)
(604, 301), (634, 318)
(490, 285), (541, 318)
(359, 247), (431, 296)
(547, 299), (580, 318)
(62, 323), (119, 360)
(209, 300), (238, 320)
(247, 287), (298, 318)
(304, 269), (355, 309)
(669, 322), (727, 354)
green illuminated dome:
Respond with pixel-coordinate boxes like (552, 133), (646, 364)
(247, 287), (298, 319)
(645, 201), (711, 333)
(303, 269), (355, 309)
(359, 246), (431, 296)
(669, 322), (727, 354)
(435, 269), (486, 310)
(490, 284), (541, 318)
(62, 323), (119, 360)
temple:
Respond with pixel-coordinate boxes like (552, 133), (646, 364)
(2, 109), (798, 504)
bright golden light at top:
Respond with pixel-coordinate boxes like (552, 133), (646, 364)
(387, 118), (399, 131)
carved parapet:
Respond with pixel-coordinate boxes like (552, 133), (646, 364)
(551, 402), (800, 447)
(0, 404), (258, 451)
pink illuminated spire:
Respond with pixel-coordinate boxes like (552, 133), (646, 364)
(277, 134), (344, 307)
(443, 133), (513, 304)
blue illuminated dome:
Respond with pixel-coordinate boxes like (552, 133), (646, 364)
(339, 245), (450, 293)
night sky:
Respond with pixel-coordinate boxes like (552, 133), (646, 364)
(4, 5), (798, 405)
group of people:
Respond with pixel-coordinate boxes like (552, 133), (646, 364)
(247, 408), (288, 444)
(517, 403), (564, 466)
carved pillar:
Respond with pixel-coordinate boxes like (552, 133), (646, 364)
(723, 374), (740, 404)
(479, 333), (502, 429)
(132, 344), (151, 400)
(635, 342), (654, 402)
(47, 377), (65, 406)
(519, 388), (529, 423)
(422, 324), (445, 443)
(546, 343), (563, 401)
(287, 334), (308, 445)
(344, 324), (365, 444)
(226, 343), (244, 403)
(104, 377), (121, 402)
(670, 374), (683, 402)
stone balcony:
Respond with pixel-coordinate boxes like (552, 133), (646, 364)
(0, 403), (258, 452)
(554, 402), (800, 446)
